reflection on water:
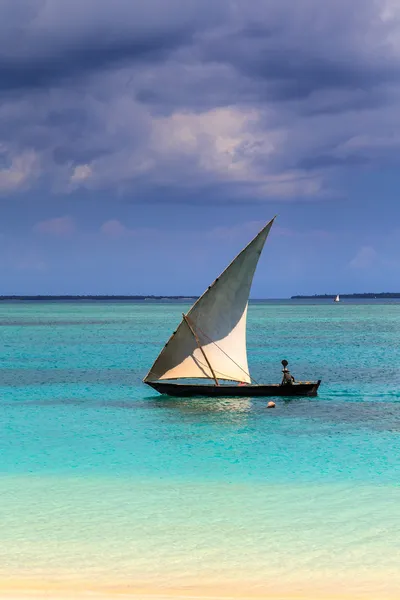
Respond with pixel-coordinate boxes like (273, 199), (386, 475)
(151, 396), (253, 413)
(149, 396), (254, 427)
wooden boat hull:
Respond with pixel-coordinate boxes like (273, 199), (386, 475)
(145, 380), (321, 398)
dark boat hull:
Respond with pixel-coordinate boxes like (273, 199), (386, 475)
(146, 380), (321, 398)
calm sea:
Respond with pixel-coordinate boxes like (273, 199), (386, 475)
(0, 300), (399, 596)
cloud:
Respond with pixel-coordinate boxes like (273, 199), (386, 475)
(76, 106), (323, 198)
(70, 164), (92, 183)
(33, 216), (76, 237)
(0, 148), (39, 192)
(349, 246), (378, 269)
(150, 107), (321, 196)
(1, 1), (400, 202)
(100, 219), (130, 237)
(0, 0), (226, 92)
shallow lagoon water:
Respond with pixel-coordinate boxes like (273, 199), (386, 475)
(0, 301), (399, 597)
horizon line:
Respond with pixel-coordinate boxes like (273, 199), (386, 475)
(0, 293), (399, 301)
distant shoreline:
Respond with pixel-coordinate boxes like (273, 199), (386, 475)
(0, 295), (198, 301)
(291, 293), (400, 299)
(1, 293), (399, 301)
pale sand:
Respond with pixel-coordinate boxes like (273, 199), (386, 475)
(0, 575), (399, 600)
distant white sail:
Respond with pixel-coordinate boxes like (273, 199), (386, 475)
(143, 218), (275, 383)
(334, 294), (340, 302)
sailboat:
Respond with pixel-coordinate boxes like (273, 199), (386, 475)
(144, 217), (321, 398)
(334, 295), (340, 303)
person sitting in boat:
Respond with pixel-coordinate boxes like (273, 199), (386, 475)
(281, 360), (295, 385)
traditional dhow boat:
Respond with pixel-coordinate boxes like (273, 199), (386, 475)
(144, 217), (321, 397)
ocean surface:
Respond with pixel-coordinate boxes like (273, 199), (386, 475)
(0, 300), (399, 598)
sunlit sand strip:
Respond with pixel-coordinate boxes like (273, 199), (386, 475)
(0, 574), (399, 600)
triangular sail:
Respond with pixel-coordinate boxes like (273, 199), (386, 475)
(144, 218), (275, 384)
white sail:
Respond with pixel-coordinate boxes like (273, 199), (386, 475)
(144, 218), (275, 383)
(334, 295), (340, 302)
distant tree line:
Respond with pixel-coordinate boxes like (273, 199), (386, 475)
(291, 293), (400, 299)
(0, 295), (198, 301)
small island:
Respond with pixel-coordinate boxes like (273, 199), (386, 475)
(291, 293), (400, 299)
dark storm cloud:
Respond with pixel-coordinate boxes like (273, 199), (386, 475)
(1, 0), (400, 199)
(1, 0), (394, 107)
(0, 0), (227, 92)
(299, 154), (370, 170)
(195, 0), (400, 109)
(0, 36), (186, 92)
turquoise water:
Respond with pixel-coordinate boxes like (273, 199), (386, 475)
(0, 301), (399, 592)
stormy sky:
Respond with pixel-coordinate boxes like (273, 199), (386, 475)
(1, 0), (400, 296)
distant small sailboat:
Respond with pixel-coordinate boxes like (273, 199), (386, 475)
(144, 217), (321, 398)
(334, 295), (340, 303)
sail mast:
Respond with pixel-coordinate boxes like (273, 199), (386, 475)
(182, 314), (219, 385)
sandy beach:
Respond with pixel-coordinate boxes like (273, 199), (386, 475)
(0, 572), (399, 600)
